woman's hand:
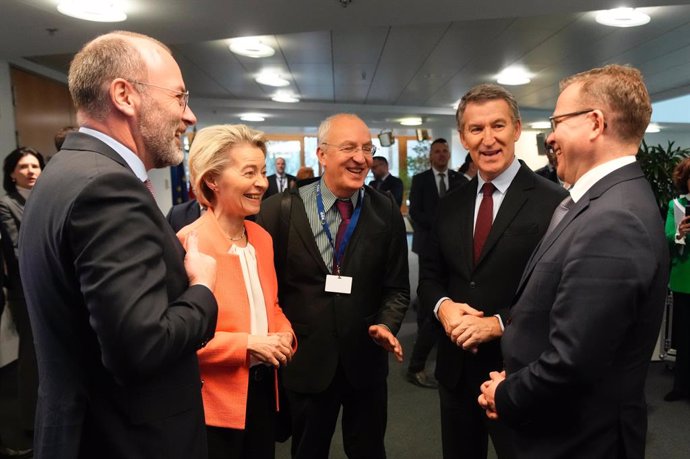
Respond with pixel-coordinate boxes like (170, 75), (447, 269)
(679, 216), (690, 238)
(247, 334), (293, 367)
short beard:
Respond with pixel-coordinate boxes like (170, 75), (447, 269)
(139, 95), (184, 168)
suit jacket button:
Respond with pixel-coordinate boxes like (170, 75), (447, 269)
(200, 340), (208, 349)
(469, 281), (476, 288)
(506, 318), (512, 325)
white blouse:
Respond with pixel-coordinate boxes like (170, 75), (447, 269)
(228, 242), (269, 366)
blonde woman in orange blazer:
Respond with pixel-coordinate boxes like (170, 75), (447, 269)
(178, 124), (296, 459)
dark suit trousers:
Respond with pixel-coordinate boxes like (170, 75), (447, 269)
(439, 378), (515, 459)
(7, 295), (37, 432)
(672, 291), (690, 395)
(287, 363), (387, 459)
(409, 300), (443, 373)
(206, 365), (276, 459)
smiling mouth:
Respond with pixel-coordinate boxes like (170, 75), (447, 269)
(346, 167), (365, 175)
(480, 150), (500, 157)
(244, 194), (262, 200)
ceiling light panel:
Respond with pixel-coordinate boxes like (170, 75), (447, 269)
(57, 0), (127, 22)
(595, 8), (651, 28)
(228, 37), (275, 58)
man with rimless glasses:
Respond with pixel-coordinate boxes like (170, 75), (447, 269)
(257, 113), (409, 458)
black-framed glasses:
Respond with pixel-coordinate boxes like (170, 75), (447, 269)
(549, 108), (595, 132)
(321, 142), (377, 156)
(128, 80), (190, 111)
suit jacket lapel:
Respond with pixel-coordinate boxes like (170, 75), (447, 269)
(475, 165), (531, 269)
(459, 181), (477, 274)
(514, 162), (644, 296)
(290, 190), (330, 275)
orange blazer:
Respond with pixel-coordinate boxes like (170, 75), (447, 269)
(178, 211), (295, 429)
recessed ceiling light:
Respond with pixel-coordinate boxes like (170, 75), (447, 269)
(530, 121), (552, 130)
(645, 123), (661, 133)
(400, 117), (422, 126)
(496, 67), (532, 86)
(240, 113), (266, 122)
(596, 8), (650, 28)
(255, 72), (289, 87)
(57, 0), (127, 22)
(228, 37), (275, 58)
(272, 92), (299, 103)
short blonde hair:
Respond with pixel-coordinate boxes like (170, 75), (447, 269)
(560, 65), (651, 143)
(188, 124), (267, 208)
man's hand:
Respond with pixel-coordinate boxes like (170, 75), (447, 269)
(368, 325), (403, 362)
(184, 231), (217, 291)
(478, 370), (505, 420)
(437, 300), (483, 336)
(247, 334), (293, 367)
(450, 315), (502, 351)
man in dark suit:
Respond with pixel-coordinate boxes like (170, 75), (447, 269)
(409, 138), (463, 255)
(479, 66), (668, 459)
(419, 84), (566, 459)
(406, 138), (465, 389)
(18, 31), (218, 459)
(369, 156), (403, 206)
(166, 198), (203, 232)
(533, 143), (560, 184)
(264, 157), (296, 199)
(257, 113), (409, 459)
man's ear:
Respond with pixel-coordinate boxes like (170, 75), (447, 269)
(110, 78), (137, 117)
(588, 110), (606, 140)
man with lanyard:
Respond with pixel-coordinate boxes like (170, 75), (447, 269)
(257, 113), (409, 459)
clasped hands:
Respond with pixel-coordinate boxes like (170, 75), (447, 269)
(478, 370), (505, 420)
(437, 300), (501, 352)
(247, 332), (294, 367)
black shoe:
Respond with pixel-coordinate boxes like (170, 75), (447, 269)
(663, 390), (688, 402)
(0, 446), (32, 458)
(406, 370), (438, 389)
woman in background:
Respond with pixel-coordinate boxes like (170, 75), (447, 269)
(177, 124), (295, 459)
(664, 157), (690, 402)
(0, 147), (45, 451)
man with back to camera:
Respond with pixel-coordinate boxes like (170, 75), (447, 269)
(18, 31), (218, 459)
(418, 84), (566, 458)
(265, 157), (296, 199)
(369, 155), (404, 207)
(479, 65), (669, 459)
(256, 113), (409, 459)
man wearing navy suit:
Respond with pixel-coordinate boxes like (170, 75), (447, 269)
(166, 198), (203, 232)
(480, 65), (668, 459)
(369, 156), (403, 207)
(257, 114), (409, 459)
(419, 84), (566, 458)
(19, 31), (218, 458)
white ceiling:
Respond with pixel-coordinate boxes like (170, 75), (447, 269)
(5, 0), (690, 132)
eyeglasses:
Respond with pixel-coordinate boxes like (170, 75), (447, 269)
(128, 80), (190, 111)
(321, 142), (377, 156)
(549, 109), (594, 132)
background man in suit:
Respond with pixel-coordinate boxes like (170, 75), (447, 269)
(257, 113), (409, 459)
(533, 142), (560, 184)
(409, 138), (463, 255)
(406, 138), (464, 389)
(458, 154), (478, 183)
(166, 198), (203, 232)
(479, 65), (669, 459)
(369, 155), (403, 206)
(419, 84), (566, 459)
(18, 31), (219, 458)
(264, 157), (296, 198)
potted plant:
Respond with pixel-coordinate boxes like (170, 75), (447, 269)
(637, 140), (690, 217)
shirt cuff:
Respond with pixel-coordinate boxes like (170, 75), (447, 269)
(433, 297), (451, 319)
(494, 314), (505, 332)
(676, 231), (686, 245)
